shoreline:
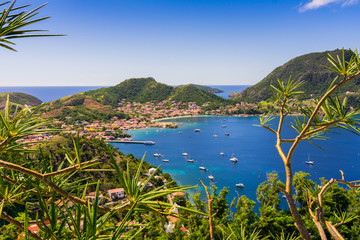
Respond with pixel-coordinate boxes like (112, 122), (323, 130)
(153, 113), (259, 122)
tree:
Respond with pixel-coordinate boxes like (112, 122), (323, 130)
(257, 48), (360, 239)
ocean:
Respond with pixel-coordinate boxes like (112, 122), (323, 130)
(111, 116), (360, 207)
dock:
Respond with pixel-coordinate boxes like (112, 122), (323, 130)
(106, 140), (156, 145)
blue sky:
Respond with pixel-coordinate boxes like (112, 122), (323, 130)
(1, 0), (360, 86)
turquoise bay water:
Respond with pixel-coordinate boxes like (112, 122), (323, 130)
(111, 116), (360, 206)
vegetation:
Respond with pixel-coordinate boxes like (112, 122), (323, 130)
(85, 78), (227, 107)
(0, 92), (42, 108)
(178, 84), (224, 93)
(170, 84), (226, 105)
(256, 48), (360, 239)
(231, 49), (360, 107)
(0, 0), (62, 51)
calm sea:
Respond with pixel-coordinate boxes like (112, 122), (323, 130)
(111, 116), (360, 207)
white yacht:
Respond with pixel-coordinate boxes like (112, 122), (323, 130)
(199, 166), (208, 171)
(182, 152), (189, 156)
(235, 183), (244, 188)
(208, 175), (214, 180)
(153, 153), (161, 157)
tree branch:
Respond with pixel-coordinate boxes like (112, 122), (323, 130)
(0, 159), (110, 212)
(0, 211), (41, 240)
(43, 158), (100, 177)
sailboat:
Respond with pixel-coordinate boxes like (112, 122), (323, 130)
(208, 169), (214, 180)
(230, 153), (238, 162)
(305, 153), (314, 165)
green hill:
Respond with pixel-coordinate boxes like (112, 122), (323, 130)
(178, 84), (224, 93)
(231, 49), (360, 106)
(0, 92), (42, 108)
(85, 77), (173, 106)
(43, 78), (226, 121)
(170, 84), (225, 105)
(85, 77), (225, 106)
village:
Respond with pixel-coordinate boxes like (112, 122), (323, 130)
(34, 99), (258, 143)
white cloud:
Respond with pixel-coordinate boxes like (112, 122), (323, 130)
(299, 0), (358, 12)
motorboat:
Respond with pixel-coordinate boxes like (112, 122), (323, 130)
(187, 159), (194, 163)
(178, 131), (182, 134)
(221, 125), (226, 128)
(199, 166), (208, 171)
(194, 129), (201, 132)
(162, 159), (169, 162)
(153, 153), (161, 157)
(208, 175), (214, 181)
(144, 141), (156, 145)
(220, 152), (225, 156)
(182, 152), (189, 156)
(213, 134), (218, 138)
(225, 132), (230, 136)
(235, 183), (244, 188)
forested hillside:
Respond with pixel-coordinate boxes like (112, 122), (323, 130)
(231, 49), (360, 107)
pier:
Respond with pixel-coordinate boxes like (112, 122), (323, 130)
(106, 140), (156, 145)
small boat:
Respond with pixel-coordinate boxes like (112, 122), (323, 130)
(194, 129), (201, 132)
(221, 125), (226, 128)
(182, 152), (189, 156)
(187, 159), (194, 163)
(282, 195), (287, 199)
(220, 152), (225, 156)
(162, 159), (169, 162)
(225, 132), (230, 136)
(230, 156), (238, 162)
(208, 175), (214, 180)
(178, 131), (182, 134)
(213, 134), (218, 138)
(235, 183), (244, 188)
(199, 166), (208, 171)
(305, 153), (314, 165)
(144, 141), (156, 145)
(153, 153), (161, 157)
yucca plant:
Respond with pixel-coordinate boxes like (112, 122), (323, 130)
(0, 0), (63, 51)
(217, 222), (268, 240)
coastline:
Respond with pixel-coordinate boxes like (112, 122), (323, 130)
(153, 113), (260, 123)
